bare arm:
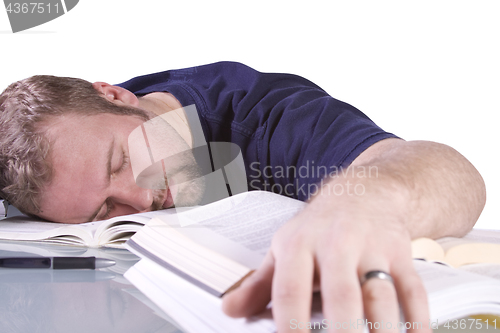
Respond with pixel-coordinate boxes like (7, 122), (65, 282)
(346, 138), (486, 239)
(223, 138), (486, 333)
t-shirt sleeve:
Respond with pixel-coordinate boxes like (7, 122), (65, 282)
(256, 79), (398, 201)
(178, 62), (398, 201)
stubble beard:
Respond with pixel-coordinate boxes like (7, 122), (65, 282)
(148, 165), (206, 211)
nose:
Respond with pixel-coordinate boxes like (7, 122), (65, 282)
(111, 181), (153, 213)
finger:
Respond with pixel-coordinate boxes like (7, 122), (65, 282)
(392, 261), (431, 333)
(222, 250), (275, 318)
(272, 244), (314, 333)
(361, 270), (400, 333)
(321, 256), (364, 333)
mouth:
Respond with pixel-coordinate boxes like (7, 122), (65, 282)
(162, 179), (176, 209)
(162, 188), (174, 208)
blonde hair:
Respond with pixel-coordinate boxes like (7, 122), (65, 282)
(0, 75), (148, 216)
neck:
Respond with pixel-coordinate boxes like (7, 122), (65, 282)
(137, 92), (183, 116)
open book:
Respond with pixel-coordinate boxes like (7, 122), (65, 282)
(126, 258), (500, 333)
(126, 190), (304, 297)
(0, 210), (168, 248)
(412, 230), (500, 267)
(123, 190), (500, 333)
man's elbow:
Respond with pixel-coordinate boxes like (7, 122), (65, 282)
(441, 141), (487, 237)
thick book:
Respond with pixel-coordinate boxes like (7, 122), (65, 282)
(126, 258), (500, 333)
(123, 191), (500, 333)
(126, 191), (304, 297)
(0, 210), (168, 248)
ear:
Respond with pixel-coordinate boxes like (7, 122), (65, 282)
(92, 82), (140, 107)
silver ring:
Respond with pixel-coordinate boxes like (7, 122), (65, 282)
(360, 270), (394, 286)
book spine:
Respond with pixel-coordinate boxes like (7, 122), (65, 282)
(127, 239), (224, 297)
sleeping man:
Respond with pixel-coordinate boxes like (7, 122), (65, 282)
(0, 62), (486, 332)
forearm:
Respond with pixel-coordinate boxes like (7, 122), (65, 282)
(311, 139), (486, 239)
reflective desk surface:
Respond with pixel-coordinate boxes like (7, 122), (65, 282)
(0, 239), (184, 333)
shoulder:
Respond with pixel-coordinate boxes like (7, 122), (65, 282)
(116, 61), (322, 93)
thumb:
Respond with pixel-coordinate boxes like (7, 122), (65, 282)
(222, 250), (275, 318)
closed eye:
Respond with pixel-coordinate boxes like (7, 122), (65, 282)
(101, 151), (129, 220)
(114, 151), (130, 175)
(101, 199), (114, 220)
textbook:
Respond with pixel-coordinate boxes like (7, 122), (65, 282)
(126, 254), (500, 332)
(412, 229), (500, 267)
(126, 190), (305, 297)
(123, 191), (500, 332)
(126, 258), (500, 333)
(0, 210), (169, 249)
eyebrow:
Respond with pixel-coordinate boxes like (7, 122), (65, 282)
(87, 138), (115, 222)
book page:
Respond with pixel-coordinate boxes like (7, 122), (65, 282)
(436, 237), (474, 252)
(125, 258), (500, 333)
(94, 210), (167, 240)
(411, 238), (445, 261)
(0, 216), (95, 233)
(460, 263), (500, 280)
(437, 229), (500, 252)
(413, 260), (500, 323)
(0, 209), (175, 247)
(174, 191), (305, 255)
(151, 218), (265, 270)
(151, 191), (305, 269)
(463, 229), (500, 244)
(434, 229), (500, 267)
(0, 216), (95, 244)
(0, 239), (91, 257)
(128, 191), (306, 295)
(125, 258), (276, 333)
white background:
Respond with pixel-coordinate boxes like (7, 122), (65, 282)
(1, 1), (498, 229)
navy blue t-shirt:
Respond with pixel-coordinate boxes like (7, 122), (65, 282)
(117, 62), (397, 201)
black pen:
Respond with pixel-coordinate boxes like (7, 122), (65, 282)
(0, 256), (115, 269)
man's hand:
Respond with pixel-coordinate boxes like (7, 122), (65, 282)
(222, 139), (486, 332)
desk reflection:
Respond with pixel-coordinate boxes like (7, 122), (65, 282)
(0, 240), (183, 333)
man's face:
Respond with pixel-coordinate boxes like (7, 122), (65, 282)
(38, 111), (204, 223)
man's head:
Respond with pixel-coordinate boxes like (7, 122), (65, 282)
(0, 75), (202, 222)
